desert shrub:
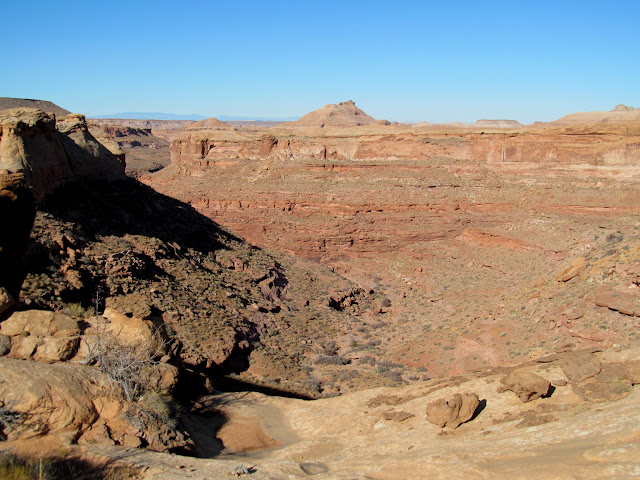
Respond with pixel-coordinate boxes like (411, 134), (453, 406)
(314, 355), (350, 366)
(379, 369), (403, 383)
(303, 378), (322, 394)
(83, 319), (167, 402)
(370, 321), (388, 329)
(359, 355), (376, 366)
(319, 342), (339, 356)
(124, 391), (178, 432)
(333, 369), (360, 381)
(606, 232), (624, 244)
(63, 303), (94, 318)
(375, 360), (404, 373)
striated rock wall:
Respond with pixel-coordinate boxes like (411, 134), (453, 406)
(166, 126), (640, 170)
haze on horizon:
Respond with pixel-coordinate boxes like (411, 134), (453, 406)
(1, 0), (638, 124)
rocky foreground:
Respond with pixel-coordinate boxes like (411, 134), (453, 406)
(69, 347), (640, 479)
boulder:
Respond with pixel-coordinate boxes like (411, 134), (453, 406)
(33, 336), (80, 363)
(0, 310), (79, 337)
(426, 392), (480, 428)
(0, 357), (102, 440)
(100, 308), (166, 357)
(498, 371), (550, 402)
(9, 336), (39, 359)
(141, 362), (179, 395)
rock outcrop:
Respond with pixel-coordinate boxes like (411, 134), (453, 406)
(612, 104), (635, 112)
(0, 357), (193, 453)
(0, 108), (125, 203)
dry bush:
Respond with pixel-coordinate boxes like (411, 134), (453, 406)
(82, 318), (168, 401)
(314, 355), (350, 366)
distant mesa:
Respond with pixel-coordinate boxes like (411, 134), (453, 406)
(471, 119), (524, 129)
(611, 104), (636, 112)
(289, 100), (380, 127)
(0, 97), (70, 118)
(552, 105), (640, 124)
(185, 117), (235, 131)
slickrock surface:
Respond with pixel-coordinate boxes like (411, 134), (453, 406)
(77, 347), (640, 479)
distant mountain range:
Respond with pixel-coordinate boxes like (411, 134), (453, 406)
(217, 115), (299, 122)
(92, 112), (300, 122)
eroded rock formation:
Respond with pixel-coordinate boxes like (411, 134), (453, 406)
(0, 108), (125, 203)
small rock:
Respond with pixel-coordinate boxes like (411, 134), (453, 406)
(33, 336), (80, 362)
(123, 434), (142, 448)
(557, 257), (586, 282)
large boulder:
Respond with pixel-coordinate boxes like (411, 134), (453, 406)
(0, 310), (80, 337)
(498, 370), (551, 402)
(426, 392), (480, 428)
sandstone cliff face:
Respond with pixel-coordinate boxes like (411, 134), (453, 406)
(165, 125), (640, 169)
(0, 108), (125, 203)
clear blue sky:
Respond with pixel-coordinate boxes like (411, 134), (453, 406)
(1, 0), (638, 123)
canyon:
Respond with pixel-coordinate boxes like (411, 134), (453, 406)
(144, 102), (640, 380)
(1, 100), (640, 479)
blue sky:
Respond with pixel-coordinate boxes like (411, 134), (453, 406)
(1, 1), (638, 123)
